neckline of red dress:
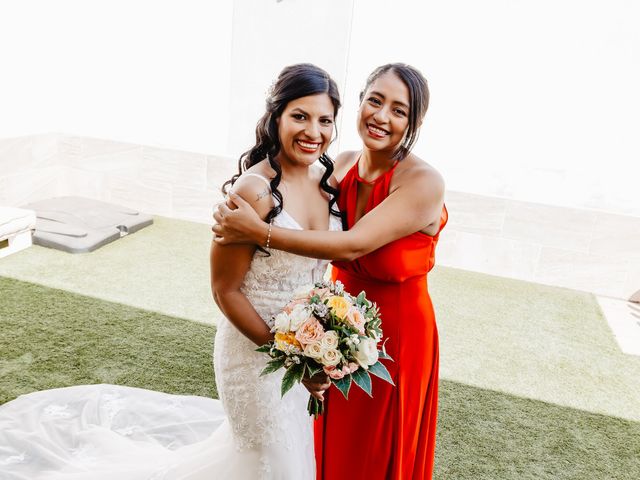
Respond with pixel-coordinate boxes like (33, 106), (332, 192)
(353, 155), (400, 185)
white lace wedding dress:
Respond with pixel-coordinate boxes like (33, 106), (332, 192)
(0, 201), (342, 480)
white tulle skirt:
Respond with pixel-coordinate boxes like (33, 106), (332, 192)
(0, 384), (314, 479)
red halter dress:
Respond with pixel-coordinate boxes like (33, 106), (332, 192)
(315, 158), (448, 479)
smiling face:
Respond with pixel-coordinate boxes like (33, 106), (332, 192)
(357, 71), (410, 154)
(276, 93), (336, 167)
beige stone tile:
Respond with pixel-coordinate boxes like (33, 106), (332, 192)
(0, 135), (56, 176)
(442, 165), (514, 198)
(589, 212), (640, 261)
(0, 176), (8, 204)
(2, 167), (64, 206)
(31, 134), (59, 168)
(207, 154), (238, 192)
(59, 167), (107, 201)
(67, 146), (143, 179)
(172, 186), (222, 224)
(433, 229), (457, 264)
(140, 146), (207, 190)
(502, 200), (596, 253)
(79, 136), (139, 158)
(438, 231), (540, 281)
(57, 135), (83, 166)
(105, 175), (172, 217)
(596, 296), (640, 356)
(0, 136), (34, 172)
(535, 247), (630, 298)
(443, 190), (507, 236)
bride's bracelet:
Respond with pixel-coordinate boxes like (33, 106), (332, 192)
(265, 220), (273, 250)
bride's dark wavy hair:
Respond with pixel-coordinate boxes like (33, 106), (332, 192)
(222, 63), (342, 224)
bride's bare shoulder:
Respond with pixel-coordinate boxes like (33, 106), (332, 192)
(229, 162), (274, 218)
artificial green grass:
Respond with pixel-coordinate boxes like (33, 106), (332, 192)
(2, 276), (639, 478)
(2, 214), (639, 478)
(0, 276), (217, 404)
(429, 266), (640, 423)
(0, 216), (220, 324)
(435, 380), (640, 479)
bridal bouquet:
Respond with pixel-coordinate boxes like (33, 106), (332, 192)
(256, 280), (394, 417)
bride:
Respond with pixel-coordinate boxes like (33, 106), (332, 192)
(0, 63), (341, 479)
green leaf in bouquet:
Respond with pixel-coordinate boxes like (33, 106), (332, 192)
(255, 344), (272, 354)
(260, 357), (286, 377)
(378, 349), (393, 361)
(307, 396), (325, 418)
(281, 362), (305, 397)
(351, 368), (373, 397)
(368, 361), (395, 386)
(331, 374), (352, 399)
(356, 291), (366, 305)
(304, 361), (324, 379)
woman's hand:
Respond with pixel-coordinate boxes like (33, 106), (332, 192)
(301, 371), (331, 401)
(212, 193), (268, 245)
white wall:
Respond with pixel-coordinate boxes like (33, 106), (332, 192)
(1, 0), (639, 217)
(341, 0), (640, 216)
(0, 0), (233, 155)
(227, 0), (354, 159)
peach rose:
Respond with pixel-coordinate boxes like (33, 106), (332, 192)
(345, 306), (366, 335)
(294, 317), (325, 347)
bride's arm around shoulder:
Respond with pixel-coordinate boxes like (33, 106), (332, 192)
(210, 174), (274, 346)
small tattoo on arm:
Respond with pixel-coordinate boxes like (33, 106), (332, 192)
(256, 189), (270, 201)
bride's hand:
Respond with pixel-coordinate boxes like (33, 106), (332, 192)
(212, 192), (267, 245)
(301, 371), (331, 401)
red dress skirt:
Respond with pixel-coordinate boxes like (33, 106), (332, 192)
(315, 160), (448, 479)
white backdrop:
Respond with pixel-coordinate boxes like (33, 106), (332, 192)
(1, 0), (639, 216)
(0, 0), (233, 154)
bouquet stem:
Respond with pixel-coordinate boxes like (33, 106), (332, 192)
(307, 396), (324, 418)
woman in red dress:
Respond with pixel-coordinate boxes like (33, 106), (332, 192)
(214, 63), (447, 479)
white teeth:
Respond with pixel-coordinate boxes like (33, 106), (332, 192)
(297, 141), (319, 149)
(369, 126), (387, 135)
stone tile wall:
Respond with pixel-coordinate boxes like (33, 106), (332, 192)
(1, 134), (638, 300)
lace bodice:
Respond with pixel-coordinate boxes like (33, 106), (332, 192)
(240, 209), (339, 325)
(213, 210), (341, 454)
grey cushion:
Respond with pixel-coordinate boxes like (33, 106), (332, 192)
(21, 197), (153, 253)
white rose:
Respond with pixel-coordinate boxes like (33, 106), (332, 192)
(289, 304), (310, 332)
(273, 312), (290, 333)
(320, 330), (340, 350)
(321, 348), (342, 367)
(303, 341), (326, 360)
(353, 338), (378, 369)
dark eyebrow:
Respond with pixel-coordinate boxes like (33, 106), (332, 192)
(369, 90), (410, 110)
(291, 107), (334, 119)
